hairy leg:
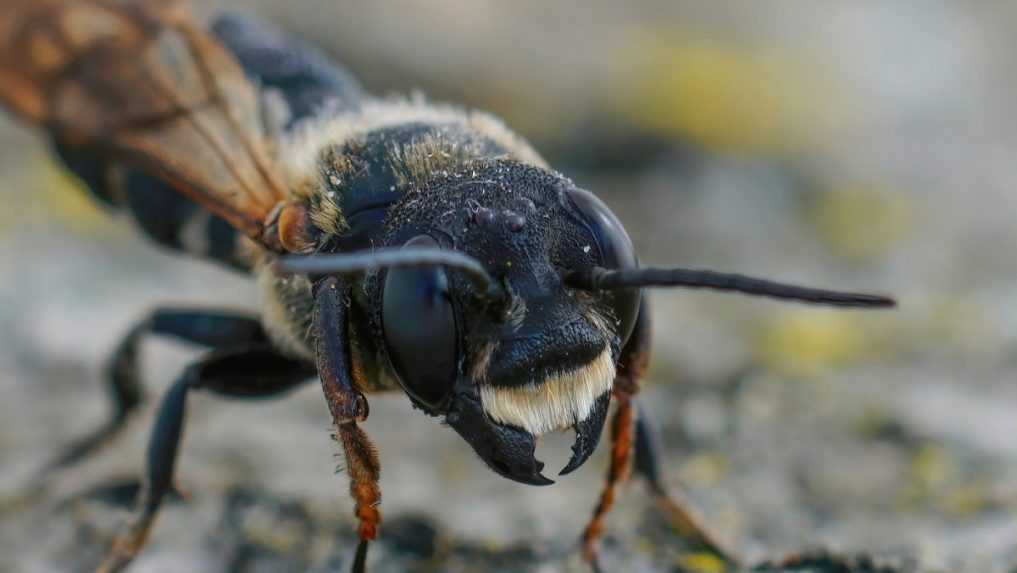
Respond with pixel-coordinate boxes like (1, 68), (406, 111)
(314, 277), (378, 573)
(96, 345), (314, 573)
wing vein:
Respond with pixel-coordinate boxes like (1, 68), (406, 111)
(179, 25), (287, 207)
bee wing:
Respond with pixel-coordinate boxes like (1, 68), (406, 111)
(0, 0), (288, 243)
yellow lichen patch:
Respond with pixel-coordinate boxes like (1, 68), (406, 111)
(920, 298), (994, 359)
(941, 479), (992, 517)
(756, 311), (869, 377)
(676, 551), (728, 573)
(679, 451), (729, 488)
(808, 186), (916, 262)
(613, 32), (842, 154)
(238, 503), (306, 554)
(32, 157), (108, 232)
(900, 443), (964, 511)
(911, 443), (954, 492)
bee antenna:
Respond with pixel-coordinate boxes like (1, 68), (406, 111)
(566, 266), (896, 309)
(278, 248), (506, 303)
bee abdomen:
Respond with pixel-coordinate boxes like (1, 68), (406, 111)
(54, 142), (251, 271)
(212, 12), (366, 127)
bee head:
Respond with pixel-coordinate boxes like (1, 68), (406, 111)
(370, 161), (639, 484)
(279, 159), (893, 486)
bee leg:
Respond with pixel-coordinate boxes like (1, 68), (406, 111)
(582, 296), (741, 570)
(334, 422), (380, 573)
(315, 277), (379, 573)
(96, 344), (314, 573)
(41, 309), (268, 475)
(632, 402), (742, 566)
(581, 390), (635, 573)
(581, 297), (652, 571)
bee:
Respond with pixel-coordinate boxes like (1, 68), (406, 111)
(0, 1), (896, 572)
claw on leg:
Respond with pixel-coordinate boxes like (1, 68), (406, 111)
(96, 501), (159, 573)
(651, 484), (742, 567)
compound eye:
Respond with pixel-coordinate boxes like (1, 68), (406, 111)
(382, 235), (458, 408)
(568, 188), (641, 345)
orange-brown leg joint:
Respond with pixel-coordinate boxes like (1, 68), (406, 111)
(582, 393), (635, 564)
(337, 421), (381, 541)
(96, 495), (160, 573)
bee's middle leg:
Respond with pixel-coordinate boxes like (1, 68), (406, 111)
(581, 295), (741, 570)
(42, 308), (269, 475)
(581, 297), (652, 571)
(632, 400), (742, 566)
(96, 344), (314, 573)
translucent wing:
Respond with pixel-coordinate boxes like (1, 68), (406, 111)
(0, 0), (288, 242)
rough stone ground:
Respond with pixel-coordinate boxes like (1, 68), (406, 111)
(2, 2), (1017, 572)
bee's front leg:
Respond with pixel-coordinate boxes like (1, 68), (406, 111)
(314, 276), (379, 573)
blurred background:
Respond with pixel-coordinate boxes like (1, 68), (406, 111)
(2, 1), (1017, 572)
